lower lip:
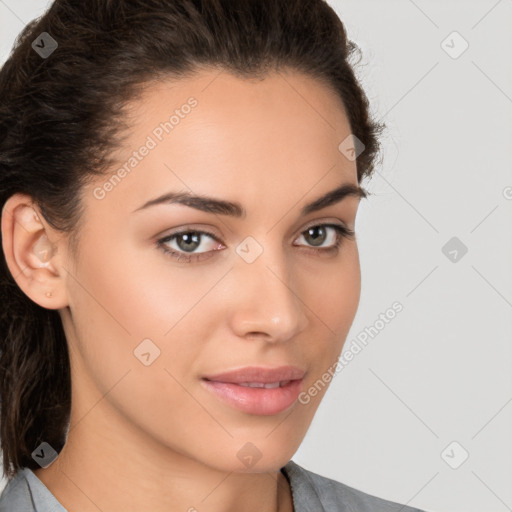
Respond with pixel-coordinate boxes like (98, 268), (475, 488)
(201, 379), (303, 415)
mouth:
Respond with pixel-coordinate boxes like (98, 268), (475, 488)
(237, 381), (292, 388)
(201, 366), (305, 416)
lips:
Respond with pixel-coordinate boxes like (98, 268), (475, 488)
(201, 365), (305, 416)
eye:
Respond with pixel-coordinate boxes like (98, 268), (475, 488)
(156, 223), (354, 264)
(294, 224), (355, 254)
(157, 229), (224, 263)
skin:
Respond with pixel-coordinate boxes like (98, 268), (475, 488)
(2, 67), (364, 512)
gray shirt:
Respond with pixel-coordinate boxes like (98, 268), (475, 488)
(0, 460), (426, 511)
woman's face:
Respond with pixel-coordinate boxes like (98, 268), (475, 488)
(57, 68), (363, 473)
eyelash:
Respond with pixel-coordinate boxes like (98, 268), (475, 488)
(156, 223), (355, 264)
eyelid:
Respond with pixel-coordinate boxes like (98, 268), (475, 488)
(155, 223), (222, 240)
(156, 218), (352, 245)
(298, 218), (353, 236)
(157, 226), (224, 252)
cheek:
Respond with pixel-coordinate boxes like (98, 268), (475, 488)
(307, 243), (361, 334)
(64, 235), (229, 387)
(64, 241), (223, 446)
(300, 244), (361, 375)
(68, 230), (225, 337)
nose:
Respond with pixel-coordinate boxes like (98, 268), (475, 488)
(228, 245), (309, 343)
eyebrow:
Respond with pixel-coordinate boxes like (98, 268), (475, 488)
(132, 182), (367, 217)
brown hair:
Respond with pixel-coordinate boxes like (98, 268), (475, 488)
(0, 0), (385, 480)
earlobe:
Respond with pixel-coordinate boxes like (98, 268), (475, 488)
(1, 193), (68, 309)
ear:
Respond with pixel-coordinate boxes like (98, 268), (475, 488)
(1, 193), (69, 309)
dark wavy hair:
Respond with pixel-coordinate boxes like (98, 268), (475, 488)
(0, 0), (385, 480)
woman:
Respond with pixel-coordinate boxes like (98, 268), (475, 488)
(0, 0), (427, 511)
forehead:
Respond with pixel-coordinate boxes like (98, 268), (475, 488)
(84, 68), (358, 221)
(121, 66), (353, 154)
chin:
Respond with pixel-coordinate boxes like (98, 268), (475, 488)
(209, 435), (303, 474)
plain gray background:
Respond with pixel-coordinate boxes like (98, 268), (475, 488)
(1, 1), (511, 511)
